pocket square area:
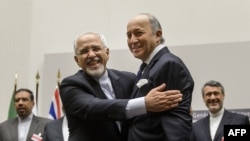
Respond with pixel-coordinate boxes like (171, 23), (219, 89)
(136, 79), (149, 88)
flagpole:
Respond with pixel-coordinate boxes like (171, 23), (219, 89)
(35, 71), (40, 112)
(8, 72), (18, 119)
(57, 69), (61, 86)
(14, 72), (18, 92)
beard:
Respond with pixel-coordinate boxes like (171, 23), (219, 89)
(86, 63), (105, 78)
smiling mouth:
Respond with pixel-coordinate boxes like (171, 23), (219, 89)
(209, 101), (219, 106)
(131, 47), (142, 54)
(86, 56), (101, 67)
(88, 61), (99, 65)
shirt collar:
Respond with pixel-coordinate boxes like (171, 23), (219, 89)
(18, 113), (33, 122)
(98, 70), (109, 81)
(209, 108), (224, 118)
(144, 44), (165, 64)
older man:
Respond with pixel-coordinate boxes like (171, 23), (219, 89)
(59, 32), (183, 141)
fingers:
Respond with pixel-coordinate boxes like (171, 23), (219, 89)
(145, 83), (183, 112)
(151, 83), (166, 92)
(165, 94), (182, 102)
(145, 91), (183, 112)
(164, 90), (182, 96)
(148, 101), (180, 112)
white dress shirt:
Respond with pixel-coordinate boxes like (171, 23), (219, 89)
(209, 108), (224, 141)
(18, 114), (33, 141)
(62, 116), (69, 141)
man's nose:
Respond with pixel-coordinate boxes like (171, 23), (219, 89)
(130, 34), (138, 43)
(19, 100), (23, 104)
(210, 94), (216, 99)
(87, 49), (96, 57)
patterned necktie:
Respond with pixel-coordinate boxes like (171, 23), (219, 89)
(136, 63), (147, 81)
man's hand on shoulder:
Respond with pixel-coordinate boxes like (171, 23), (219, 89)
(145, 83), (182, 112)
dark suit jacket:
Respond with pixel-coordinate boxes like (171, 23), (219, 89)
(0, 115), (51, 141)
(43, 117), (65, 141)
(59, 69), (136, 141)
(128, 47), (194, 141)
(191, 110), (250, 141)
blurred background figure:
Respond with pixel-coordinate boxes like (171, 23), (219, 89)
(191, 80), (249, 141)
(43, 107), (68, 141)
(0, 88), (51, 141)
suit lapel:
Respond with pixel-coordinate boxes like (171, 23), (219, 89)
(108, 70), (123, 99)
(141, 47), (170, 80)
(10, 118), (19, 141)
(58, 118), (64, 141)
(107, 70), (124, 133)
(214, 110), (230, 141)
(27, 116), (39, 141)
(131, 47), (169, 98)
(203, 116), (212, 141)
(80, 71), (108, 99)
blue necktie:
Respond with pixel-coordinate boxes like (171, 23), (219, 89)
(136, 63), (147, 81)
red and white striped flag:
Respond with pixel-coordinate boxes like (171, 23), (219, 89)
(48, 85), (64, 120)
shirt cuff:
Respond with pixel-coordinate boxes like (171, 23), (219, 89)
(126, 97), (146, 119)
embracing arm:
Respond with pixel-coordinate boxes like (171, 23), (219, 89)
(126, 83), (182, 118)
(60, 73), (183, 121)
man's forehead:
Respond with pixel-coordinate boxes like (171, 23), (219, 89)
(204, 86), (222, 92)
(15, 91), (30, 98)
(77, 35), (101, 45)
(127, 21), (151, 33)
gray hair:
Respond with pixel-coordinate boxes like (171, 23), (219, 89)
(201, 80), (225, 96)
(139, 13), (165, 44)
(73, 32), (107, 54)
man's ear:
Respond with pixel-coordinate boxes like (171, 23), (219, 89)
(155, 30), (162, 43)
(156, 30), (162, 38)
(105, 48), (110, 56)
(74, 56), (80, 67)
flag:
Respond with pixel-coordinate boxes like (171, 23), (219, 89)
(8, 89), (17, 119)
(48, 86), (64, 120)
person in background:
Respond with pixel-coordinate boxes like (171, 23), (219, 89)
(0, 88), (51, 141)
(59, 32), (183, 141)
(126, 13), (194, 141)
(43, 108), (69, 141)
(191, 80), (250, 141)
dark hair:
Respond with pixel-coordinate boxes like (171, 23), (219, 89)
(139, 13), (165, 44)
(201, 80), (225, 96)
(14, 88), (34, 101)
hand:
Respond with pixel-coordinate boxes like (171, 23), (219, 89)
(221, 137), (224, 141)
(145, 83), (182, 112)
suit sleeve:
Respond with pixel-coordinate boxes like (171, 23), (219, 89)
(59, 76), (130, 121)
(158, 59), (194, 140)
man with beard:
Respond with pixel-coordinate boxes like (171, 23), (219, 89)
(0, 88), (51, 141)
(191, 80), (250, 141)
(59, 32), (183, 141)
